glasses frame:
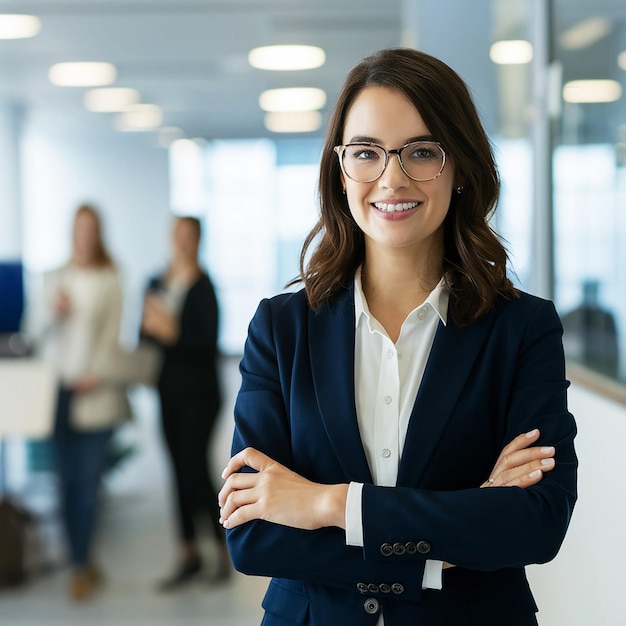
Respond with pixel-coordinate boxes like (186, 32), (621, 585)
(334, 140), (447, 183)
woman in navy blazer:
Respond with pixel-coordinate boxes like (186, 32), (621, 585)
(219, 49), (577, 625)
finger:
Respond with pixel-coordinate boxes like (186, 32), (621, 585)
(219, 479), (262, 521)
(218, 472), (259, 507)
(221, 502), (260, 529)
(487, 457), (556, 487)
(489, 445), (554, 481)
(221, 447), (272, 480)
(498, 429), (541, 459)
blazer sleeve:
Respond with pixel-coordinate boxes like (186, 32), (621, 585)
(227, 298), (429, 601)
(360, 299), (577, 571)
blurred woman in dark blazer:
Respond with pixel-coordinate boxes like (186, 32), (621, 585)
(141, 216), (228, 590)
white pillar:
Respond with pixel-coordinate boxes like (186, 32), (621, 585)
(0, 102), (23, 260)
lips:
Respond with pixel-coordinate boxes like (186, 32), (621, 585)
(373, 201), (420, 213)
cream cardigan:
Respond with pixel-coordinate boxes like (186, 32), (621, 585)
(40, 264), (131, 430)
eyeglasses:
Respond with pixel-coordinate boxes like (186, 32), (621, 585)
(334, 141), (446, 183)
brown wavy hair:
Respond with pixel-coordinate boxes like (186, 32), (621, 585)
(294, 48), (517, 327)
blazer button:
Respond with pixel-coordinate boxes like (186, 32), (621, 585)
(405, 541), (417, 555)
(416, 540), (431, 554)
(392, 542), (406, 555)
(364, 598), (380, 615)
(391, 583), (405, 595)
(379, 583), (391, 594)
(367, 583), (379, 593)
(356, 582), (368, 594)
(380, 542), (393, 557)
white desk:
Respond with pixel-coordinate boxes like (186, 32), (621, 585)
(0, 359), (56, 439)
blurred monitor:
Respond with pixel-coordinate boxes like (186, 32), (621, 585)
(0, 261), (24, 333)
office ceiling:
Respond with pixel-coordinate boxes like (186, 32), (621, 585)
(0, 0), (404, 141)
(0, 0), (624, 143)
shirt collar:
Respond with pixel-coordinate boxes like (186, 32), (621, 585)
(354, 267), (448, 329)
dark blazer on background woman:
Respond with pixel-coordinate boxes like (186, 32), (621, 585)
(148, 273), (221, 410)
(226, 285), (578, 626)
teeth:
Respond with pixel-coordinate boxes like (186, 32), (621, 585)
(373, 201), (419, 213)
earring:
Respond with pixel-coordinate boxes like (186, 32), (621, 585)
(342, 187), (346, 195)
(455, 186), (464, 195)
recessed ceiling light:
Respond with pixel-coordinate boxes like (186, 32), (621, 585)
(49, 62), (117, 87)
(259, 87), (326, 112)
(114, 104), (163, 131)
(84, 88), (140, 112)
(0, 14), (41, 39)
(264, 111), (322, 133)
(489, 40), (533, 65)
(560, 17), (611, 50)
(618, 51), (626, 71)
(563, 79), (622, 103)
(249, 45), (326, 71)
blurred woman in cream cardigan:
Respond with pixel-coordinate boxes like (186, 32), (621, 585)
(39, 204), (130, 601)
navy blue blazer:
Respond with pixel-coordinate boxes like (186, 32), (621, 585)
(227, 285), (578, 626)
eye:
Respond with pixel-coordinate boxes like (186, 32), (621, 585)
(407, 145), (437, 159)
(346, 145), (382, 161)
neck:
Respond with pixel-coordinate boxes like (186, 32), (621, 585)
(168, 257), (200, 280)
(361, 246), (442, 306)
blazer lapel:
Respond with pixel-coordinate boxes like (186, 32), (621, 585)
(308, 287), (373, 484)
(396, 310), (496, 487)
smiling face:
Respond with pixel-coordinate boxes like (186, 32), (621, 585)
(340, 86), (456, 263)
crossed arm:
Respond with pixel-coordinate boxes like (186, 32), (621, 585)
(218, 428), (556, 532)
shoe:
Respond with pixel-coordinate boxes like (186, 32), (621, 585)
(69, 564), (104, 601)
(157, 554), (203, 592)
(209, 553), (232, 586)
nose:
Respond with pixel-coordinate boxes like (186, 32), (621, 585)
(378, 153), (409, 190)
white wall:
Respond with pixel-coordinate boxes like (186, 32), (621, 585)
(20, 119), (173, 343)
(527, 383), (626, 626)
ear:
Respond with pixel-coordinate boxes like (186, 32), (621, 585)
(339, 171), (346, 193)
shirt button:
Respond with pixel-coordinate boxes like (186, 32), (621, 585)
(385, 349), (394, 359)
(417, 309), (426, 321)
(383, 395), (392, 405)
(381, 448), (391, 458)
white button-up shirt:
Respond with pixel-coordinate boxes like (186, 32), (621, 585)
(345, 268), (448, 620)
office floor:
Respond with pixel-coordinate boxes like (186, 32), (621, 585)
(0, 356), (267, 625)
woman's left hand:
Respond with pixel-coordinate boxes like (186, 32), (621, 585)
(481, 428), (555, 489)
(218, 447), (348, 531)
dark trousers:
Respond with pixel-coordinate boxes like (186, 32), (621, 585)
(53, 388), (112, 568)
(159, 393), (224, 546)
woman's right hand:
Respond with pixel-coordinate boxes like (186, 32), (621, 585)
(52, 289), (71, 318)
(481, 428), (555, 489)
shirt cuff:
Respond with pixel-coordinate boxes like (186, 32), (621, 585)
(422, 560), (443, 590)
(345, 482), (364, 546)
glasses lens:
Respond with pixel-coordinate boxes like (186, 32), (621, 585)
(400, 142), (444, 181)
(341, 144), (386, 182)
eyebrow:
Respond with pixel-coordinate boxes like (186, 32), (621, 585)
(348, 134), (435, 144)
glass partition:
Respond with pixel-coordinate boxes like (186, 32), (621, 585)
(552, 0), (626, 383)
